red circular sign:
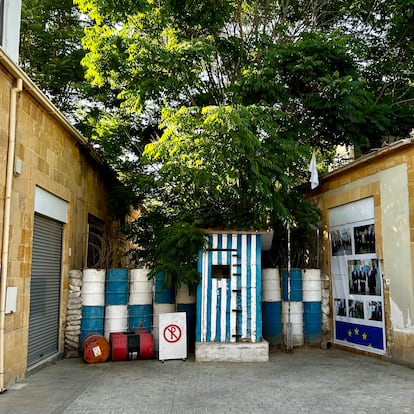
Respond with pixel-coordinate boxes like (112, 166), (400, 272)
(163, 324), (182, 343)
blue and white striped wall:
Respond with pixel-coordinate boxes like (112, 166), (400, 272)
(196, 231), (263, 343)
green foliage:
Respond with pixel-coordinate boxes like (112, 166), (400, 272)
(142, 103), (311, 228)
(143, 222), (206, 288)
(74, 0), (414, 157)
(123, 209), (207, 287)
(74, 0), (414, 286)
(25, 0), (414, 286)
(20, 0), (88, 115)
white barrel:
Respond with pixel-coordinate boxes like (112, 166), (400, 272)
(152, 303), (175, 353)
(81, 269), (105, 306)
(129, 269), (153, 305)
(104, 304), (128, 340)
(83, 268), (106, 283)
(302, 269), (322, 302)
(175, 285), (196, 305)
(282, 301), (304, 347)
(262, 268), (281, 302)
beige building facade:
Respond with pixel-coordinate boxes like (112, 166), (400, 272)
(0, 49), (120, 388)
(310, 139), (414, 365)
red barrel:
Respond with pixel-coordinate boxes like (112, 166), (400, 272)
(109, 331), (154, 361)
(82, 333), (110, 364)
(110, 332), (140, 361)
(109, 331), (125, 344)
(136, 330), (154, 359)
(110, 332), (129, 361)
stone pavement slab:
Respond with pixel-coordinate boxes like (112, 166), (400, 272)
(1, 347), (413, 414)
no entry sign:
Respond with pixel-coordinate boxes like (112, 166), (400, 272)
(159, 312), (187, 361)
(163, 324), (182, 343)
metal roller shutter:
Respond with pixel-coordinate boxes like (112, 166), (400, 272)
(27, 214), (63, 367)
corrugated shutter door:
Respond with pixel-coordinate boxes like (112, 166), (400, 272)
(27, 214), (63, 367)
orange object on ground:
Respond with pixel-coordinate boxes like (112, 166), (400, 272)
(82, 333), (110, 364)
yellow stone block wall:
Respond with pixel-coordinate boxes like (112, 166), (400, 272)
(0, 66), (119, 385)
(309, 142), (414, 365)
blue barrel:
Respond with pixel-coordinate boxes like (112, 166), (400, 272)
(154, 272), (175, 304)
(262, 301), (282, 345)
(303, 301), (321, 343)
(80, 305), (104, 343)
(128, 304), (153, 332)
(105, 269), (129, 305)
(177, 303), (196, 351)
(282, 269), (302, 302)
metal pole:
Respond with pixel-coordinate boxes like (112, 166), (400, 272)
(316, 227), (320, 269)
(0, 78), (22, 393)
(286, 222), (293, 351)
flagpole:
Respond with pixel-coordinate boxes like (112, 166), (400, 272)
(286, 151), (319, 351)
(286, 220), (293, 351)
(286, 167), (293, 352)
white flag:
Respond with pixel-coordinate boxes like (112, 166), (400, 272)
(308, 151), (319, 189)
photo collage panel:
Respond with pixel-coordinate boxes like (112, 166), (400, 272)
(332, 229), (383, 324)
(329, 199), (385, 353)
(331, 222), (383, 318)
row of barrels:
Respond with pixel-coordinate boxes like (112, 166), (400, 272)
(80, 267), (321, 352)
(262, 268), (322, 347)
(80, 269), (196, 353)
(82, 330), (155, 364)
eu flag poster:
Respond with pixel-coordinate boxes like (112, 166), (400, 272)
(335, 321), (384, 351)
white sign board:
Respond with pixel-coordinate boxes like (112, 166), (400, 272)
(159, 312), (187, 362)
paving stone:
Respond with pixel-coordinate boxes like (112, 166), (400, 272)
(0, 347), (413, 414)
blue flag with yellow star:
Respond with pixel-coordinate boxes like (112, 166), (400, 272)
(335, 321), (384, 350)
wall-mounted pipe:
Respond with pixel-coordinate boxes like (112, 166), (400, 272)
(0, 77), (23, 393)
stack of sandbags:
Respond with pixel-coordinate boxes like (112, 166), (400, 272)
(64, 269), (83, 357)
(321, 272), (331, 347)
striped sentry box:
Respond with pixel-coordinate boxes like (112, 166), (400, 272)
(196, 231), (262, 344)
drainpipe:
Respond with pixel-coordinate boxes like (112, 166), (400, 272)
(0, 78), (23, 393)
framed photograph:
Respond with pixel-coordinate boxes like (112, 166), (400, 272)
(348, 258), (379, 296)
(354, 224), (375, 254)
(331, 228), (352, 256)
(334, 298), (346, 316)
(368, 301), (383, 321)
(348, 299), (364, 319)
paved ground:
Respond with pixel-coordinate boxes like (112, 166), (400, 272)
(1, 347), (413, 414)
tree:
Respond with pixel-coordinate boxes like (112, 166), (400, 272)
(19, 0), (90, 116)
(71, 1), (414, 284)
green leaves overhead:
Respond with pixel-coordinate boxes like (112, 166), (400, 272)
(71, 1), (414, 279)
(20, 0), (88, 115)
(75, 0), (414, 154)
(141, 103), (311, 230)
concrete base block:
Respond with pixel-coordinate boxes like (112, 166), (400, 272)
(195, 340), (269, 362)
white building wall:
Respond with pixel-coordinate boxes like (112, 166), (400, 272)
(1, 0), (22, 63)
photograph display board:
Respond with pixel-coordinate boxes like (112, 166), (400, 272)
(329, 198), (386, 354)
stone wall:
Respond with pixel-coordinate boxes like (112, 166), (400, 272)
(0, 56), (118, 386)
